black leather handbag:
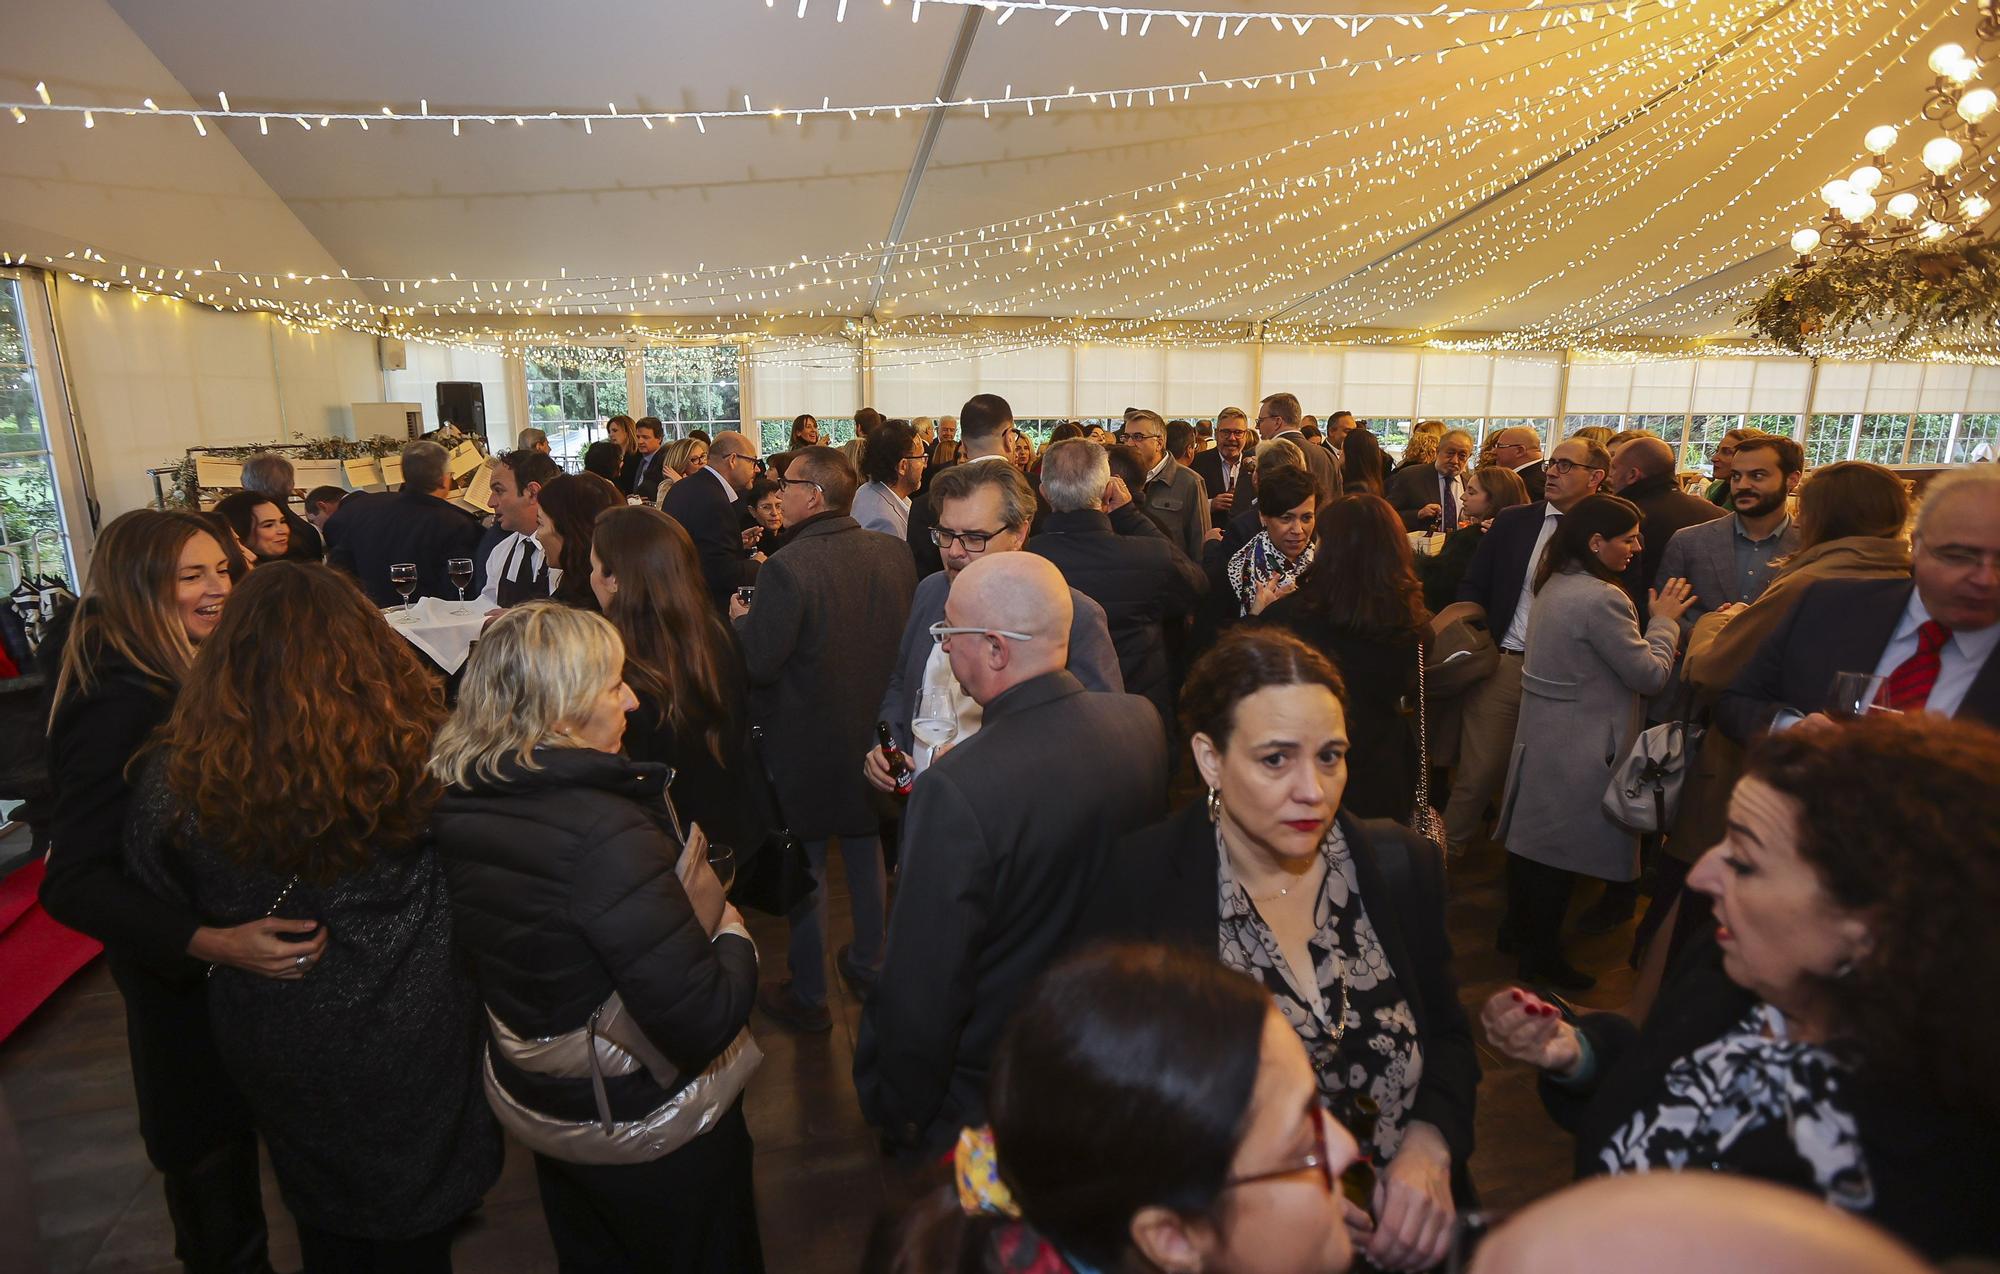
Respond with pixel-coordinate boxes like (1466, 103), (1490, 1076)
(731, 726), (818, 918)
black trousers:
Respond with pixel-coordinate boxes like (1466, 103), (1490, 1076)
(295, 1222), (455, 1274)
(1506, 853), (1579, 970)
(533, 1102), (765, 1274)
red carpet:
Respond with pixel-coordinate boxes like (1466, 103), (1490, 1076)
(0, 858), (102, 1044)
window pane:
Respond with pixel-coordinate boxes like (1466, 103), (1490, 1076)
(1744, 413), (1802, 438)
(1954, 413), (2000, 463)
(1371, 418), (1413, 453)
(0, 450), (62, 551)
(0, 366), (46, 452)
(1804, 414), (1855, 467)
(1853, 414), (1910, 465)
(1907, 413), (1954, 465)
(1562, 414), (1622, 434)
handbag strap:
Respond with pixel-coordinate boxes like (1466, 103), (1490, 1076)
(747, 726), (796, 836)
(1412, 643), (1432, 810)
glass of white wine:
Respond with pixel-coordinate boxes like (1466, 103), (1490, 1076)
(912, 687), (958, 758)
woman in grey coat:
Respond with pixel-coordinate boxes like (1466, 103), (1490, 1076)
(1495, 495), (1694, 991)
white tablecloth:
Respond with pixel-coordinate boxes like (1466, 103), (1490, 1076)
(381, 596), (488, 674)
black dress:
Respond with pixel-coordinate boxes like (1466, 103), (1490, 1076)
(1417, 525), (1486, 615)
(124, 758), (501, 1243)
(1255, 598), (1420, 823)
(620, 641), (766, 860)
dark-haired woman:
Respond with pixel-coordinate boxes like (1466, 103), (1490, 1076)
(875, 943), (1362, 1274)
(39, 510), (302, 1272)
(1418, 465), (1530, 614)
(125, 562), (500, 1271)
(1483, 714), (2000, 1261)
(591, 507), (762, 853)
(1078, 629), (1478, 1273)
(1255, 494), (1427, 823)
(1224, 464), (1318, 617)
(605, 414), (644, 496)
(533, 471), (624, 609)
(214, 491), (293, 564)
(1495, 494), (1694, 991)
(743, 475), (790, 555)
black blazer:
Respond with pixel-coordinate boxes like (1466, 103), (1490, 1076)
(1254, 602), (1420, 822)
(617, 451), (645, 497)
(659, 468), (760, 610)
(1457, 500), (1552, 650)
(281, 509), (325, 562)
(1075, 801), (1479, 1193)
(1545, 934), (2000, 1261)
(1189, 448), (1248, 529)
(1386, 463), (1454, 531)
(1515, 460), (1548, 502)
(324, 489), (485, 608)
(634, 449), (671, 503)
(1619, 475), (1726, 618)
(1717, 577), (2000, 741)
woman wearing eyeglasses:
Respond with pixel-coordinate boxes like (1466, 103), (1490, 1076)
(874, 943), (1361, 1274)
(1077, 628), (1478, 1273)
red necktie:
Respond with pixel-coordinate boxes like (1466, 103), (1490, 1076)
(1879, 620), (1952, 711)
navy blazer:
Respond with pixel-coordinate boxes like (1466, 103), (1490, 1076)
(1717, 577), (2000, 741)
(659, 468), (759, 609)
(1074, 801), (1479, 1198)
(324, 489), (485, 608)
(1456, 500), (1552, 648)
(1189, 448), (1248, 528)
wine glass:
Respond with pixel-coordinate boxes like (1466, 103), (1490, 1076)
(1826, 671), (1886, 720)
(446, 557), (474, 613)
(912, 687), (958, 757)
(707, 843), (737, 895)
(388, 563), (419, 619)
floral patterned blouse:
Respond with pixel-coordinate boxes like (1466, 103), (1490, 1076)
(1216, 823), (1424, 1158)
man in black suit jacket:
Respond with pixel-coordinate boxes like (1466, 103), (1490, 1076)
(908, 393), (1021, 578)
(1718, 470), (2000, 738)
(1329, 411), (1385, 494)
(1607, 436), (1726, 615)
(1189, 408), (1252, 529)
(1387, 428), (1475, 531)
(1490, 426), (1546, 501)
(855, 553), (1167, 1154)
(632, 417), (670, 502)
(1257, 392), (1341, 503)
(324, 441), (483, 607)
(658, 430), (762, 609)
(1027, 440), (1207, 727)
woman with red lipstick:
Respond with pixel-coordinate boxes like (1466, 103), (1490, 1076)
(1077, 629), (1477, 1273)
(1480, 714), (2000, 1261)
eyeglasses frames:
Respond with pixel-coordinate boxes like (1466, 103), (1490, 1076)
(928, 621), (1034, 645)
(928, 526), (1008, 552)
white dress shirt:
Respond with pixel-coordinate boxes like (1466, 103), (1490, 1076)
(1868, 588), (2000, 719)
(1501, 506), (1565, 654)
(475, 531), (559, 609)
(911, 642), (983, 772)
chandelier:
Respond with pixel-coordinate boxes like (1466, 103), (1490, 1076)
(1747, 2), (2000, 354)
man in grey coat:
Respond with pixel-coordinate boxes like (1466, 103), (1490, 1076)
(855, 552), (1167, 1156)
(1123, 409), (1212, 559)
(732, 445), (917, 1034)
(1654, 433), (1803, 631)
(866, 461), (1123, 792)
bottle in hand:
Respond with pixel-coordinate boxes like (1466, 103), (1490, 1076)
(876, 721), (914, 797)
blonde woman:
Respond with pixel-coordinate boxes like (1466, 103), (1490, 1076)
(604, 415), (642, 495)
(430, 603), (763, 1273)
(649, 435), (709, 507)
(1397, 419), (1445, 473)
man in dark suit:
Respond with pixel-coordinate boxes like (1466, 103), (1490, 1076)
(239, 452), (325, 562)
(1490, 426), (1547, 501)
(1436, 435), (1609, 851)
(1256, 392), (1341, 502)
(855, 552), (1167, 1154)
(1328, 410), (1385, 494)
(659, 429), (762, 609)
(1607, 435), (1727, 614)
(1387, 428), (1475, 532)
(324, 440), (484, 607)
(631, 416), (670, 502)
(1718, 469), (2000, 740)
(1028, 440), (1206, 728)
(908, 393), (1023, 579)
(1189, 407), (1251, 529)
(732, 446), (917, 1034)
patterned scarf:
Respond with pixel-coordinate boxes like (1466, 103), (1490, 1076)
(1228, 531), (1316, 615)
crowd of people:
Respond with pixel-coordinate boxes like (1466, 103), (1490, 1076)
(32, 392), (2000, 1274)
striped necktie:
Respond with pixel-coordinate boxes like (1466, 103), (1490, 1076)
(1879, 620), (1951, 712)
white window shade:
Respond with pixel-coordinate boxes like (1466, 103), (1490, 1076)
(1691, 358), (1757, 413)
(1490, 355), (1562, 416)
(1863, 362), (1923, 412)
(1969, 366), (2000, 411)
(1565, 359), (1635, 413)
(976, 344), (1070, 417)
(749, 345), (859, 418)
(1075, 345), (1165, 416)
(1748, 359), (1812, 413)
(1341, 349), (1419, 417)
(1417, 352), (1490, 417)
(1917, 363), (1972, 412)
(1261, 346), (1342, 408)
(1811, 362), (1873, 412)
(1628, 360), (1696, 413)
(1164, 347), (1253, 418)
(873, 344), (978, 418)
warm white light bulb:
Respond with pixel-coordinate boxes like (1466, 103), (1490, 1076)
(1840, 194), (1877, 222)
(1791, 228), (1822, 254)
(1921, 219), (1952, 240)
(1864, 124), (1899, 154)
(1887, 191), (1922, 218)
(1923, 136), (1965, 174)
(1947, 57), (1980, 85)
(1965, 194), (1994, 221)
(1850, 165), (1884, 193)
(1958, 87), (1997, 123)
(1822, 178), (1855, 205)
(1929, 43), (1966, 75)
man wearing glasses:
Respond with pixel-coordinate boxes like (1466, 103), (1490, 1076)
(1434, 435), (1608, 855)
(1192, 407), (1253, 530)
(1121, 408), (1212, 560)
(856, 552), (1167, 1157)
(660, 429), (765, 609)
(906, 393), (1034, 578)
(851, 419), (928, 538)
(1256, 392), (1341, 503)
(1388, 428), (1476, 532)
(866, 462), (1121, 793)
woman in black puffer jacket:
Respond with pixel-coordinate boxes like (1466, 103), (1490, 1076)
(429, 602), (763, 1274)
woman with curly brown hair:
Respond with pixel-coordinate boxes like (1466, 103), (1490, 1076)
(1481, 713), (2000, 1261)
(124, 562), (501, 1271)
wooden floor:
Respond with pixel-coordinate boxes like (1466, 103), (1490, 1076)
(1, 833), (1642, 1274)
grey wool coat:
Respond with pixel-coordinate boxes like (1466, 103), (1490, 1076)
(734, 512), (917, 838)
(1495, 568), (1680, 881)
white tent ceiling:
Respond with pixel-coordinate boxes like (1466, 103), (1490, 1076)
(1, 0), (1987, 348)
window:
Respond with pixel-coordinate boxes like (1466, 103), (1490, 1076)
(643, 346), (740, 438)
(1369, 419), (1415, 454)
(1490, 418), (1553, 450)
(754, 417), (856, 454)
(1683, 415), (1742, 473)
(1852, 414), (1912, 465)
(0, 279), (69, 589)
(526, 348), (629, 469)
(1804, 414), (1856, 468)
(1955, 413), (2000, 463)
(1744, 413), (1803, 437)
(1906, 413), (1955, 465)
(1562, 413), (1623, 434)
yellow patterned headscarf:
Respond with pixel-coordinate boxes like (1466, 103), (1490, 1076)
(954, 1125), (1020, 1218)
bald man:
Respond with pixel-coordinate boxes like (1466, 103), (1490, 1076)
(1470, 1174), (1929, 1274)
(1608, 434), (1726, 615)
(1490, 426), (1546, 500)
(855, 553), (1168, 1156)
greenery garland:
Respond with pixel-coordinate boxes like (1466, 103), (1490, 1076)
(1744, 239), (2000, 356)
(167, 435), (412, 508)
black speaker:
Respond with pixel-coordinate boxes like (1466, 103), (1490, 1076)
(437, 382), (487, 440)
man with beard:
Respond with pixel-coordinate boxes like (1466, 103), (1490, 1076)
(1654, 434), (1803, 633)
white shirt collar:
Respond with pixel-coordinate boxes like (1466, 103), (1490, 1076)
(704, 464), (739, 503)
(1146, 454), (1171, 484)
(1894, 587), (2000, 659)
(1513, 458), (1543, 473)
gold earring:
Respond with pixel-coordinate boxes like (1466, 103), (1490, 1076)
(1206, 787), (1223, 824)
